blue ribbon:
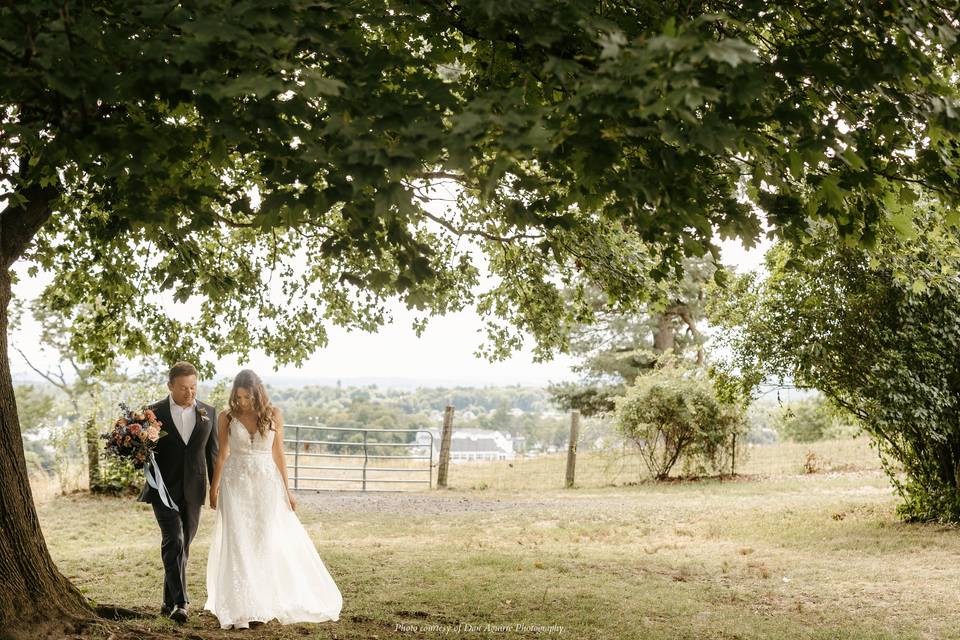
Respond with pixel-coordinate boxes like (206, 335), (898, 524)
(145, 450), (179, 512)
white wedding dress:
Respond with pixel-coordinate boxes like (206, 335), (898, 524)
(204, 418), (342, 629)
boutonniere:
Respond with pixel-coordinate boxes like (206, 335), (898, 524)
(198, 407), (210, 423)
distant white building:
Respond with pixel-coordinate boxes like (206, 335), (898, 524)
(416, 428), (519, 461)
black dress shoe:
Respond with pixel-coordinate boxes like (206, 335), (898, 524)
(160, 603), (173, 616)
(170, 606), (188, 624)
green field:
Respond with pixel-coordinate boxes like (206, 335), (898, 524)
(34, 438), (960, 639)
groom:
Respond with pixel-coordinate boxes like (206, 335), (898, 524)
(137, 361), (219, 624)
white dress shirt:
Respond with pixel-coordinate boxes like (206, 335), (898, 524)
(169, 396), (197, 444)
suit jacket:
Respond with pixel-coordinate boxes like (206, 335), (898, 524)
(137, 396), (219, 509)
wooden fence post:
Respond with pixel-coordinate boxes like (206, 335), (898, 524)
(731, 432), (737, 477)
(437, 405), (454, 488)
(293, 425), (300, 490)
(565, 410), (580, 488)
(85, 417), (100, 491)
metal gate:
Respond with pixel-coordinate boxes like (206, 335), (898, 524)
(284, 424), (434, 492)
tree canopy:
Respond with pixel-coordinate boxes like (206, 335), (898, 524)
(548, 256), (714, 415)
(3, 1), (960, 375)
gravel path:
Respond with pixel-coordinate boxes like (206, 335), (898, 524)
(296, 490), (575, 515)
(294, 470), (889, 516)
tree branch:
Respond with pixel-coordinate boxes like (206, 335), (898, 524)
(12, 346), (70, 393)
(212, 211), (256, 228)
(0, 182), (58, 269)
(412, 171), (467, 182)
(420, 209), (544, 242)
(674, 305), (705, 366)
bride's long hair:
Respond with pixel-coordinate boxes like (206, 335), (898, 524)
(227, 369), (276, 436)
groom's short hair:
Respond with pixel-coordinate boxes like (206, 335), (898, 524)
(168, 361), (198, 383)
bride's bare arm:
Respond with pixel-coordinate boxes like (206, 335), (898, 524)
(209, 411), (231, 509)
(270, 407), (296, 511)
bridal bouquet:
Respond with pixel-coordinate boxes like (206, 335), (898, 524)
(101, 403), (164, 469)
(102, 403), (180, 511)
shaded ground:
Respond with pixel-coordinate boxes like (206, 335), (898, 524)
(25, 443), (959, 640)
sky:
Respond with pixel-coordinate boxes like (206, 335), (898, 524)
(9, 233), (772, 389)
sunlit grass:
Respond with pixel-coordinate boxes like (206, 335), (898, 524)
(446, 437), (881, 492)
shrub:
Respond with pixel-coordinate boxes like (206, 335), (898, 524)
(614, 361), (745, 480)
(710, 214), (960, 522)
(774, 395), (853, 443)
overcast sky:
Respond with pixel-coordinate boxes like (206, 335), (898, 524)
(9, 233), (771, 388)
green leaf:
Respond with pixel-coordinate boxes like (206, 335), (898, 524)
(818, 175), (845, 209)
(702, 39), (760, 68)
(788, 152), (803, 180)
(899, 186), (918, 205)
(839, 148), (866, 171)
(889, 211), (917, 239)
(662, 17), (677, 38)
(300, 71), (346, 97)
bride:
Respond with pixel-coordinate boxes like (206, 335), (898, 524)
(205, 369), (342, 629)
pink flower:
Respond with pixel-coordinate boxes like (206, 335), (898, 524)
(145, 425), (160, 442)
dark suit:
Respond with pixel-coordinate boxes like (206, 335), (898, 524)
(137, 396), (218, 609)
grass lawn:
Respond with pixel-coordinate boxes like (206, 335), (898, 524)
(33, 438), (960, 639)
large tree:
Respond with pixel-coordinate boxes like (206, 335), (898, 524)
(2, 0), (959, 633)
(549, 255), (715, 416)
(709, 207), (960, 522)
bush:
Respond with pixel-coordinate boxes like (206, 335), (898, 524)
(614, 361), (745, 480)
(93, 455), (142, 495)
(710, 214), (960, 522)
(774, 395), (854, 443)
(48, 417), (87, 493)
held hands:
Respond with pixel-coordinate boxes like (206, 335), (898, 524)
(286, 489), (297, 512)
(209, 488), (218, 510)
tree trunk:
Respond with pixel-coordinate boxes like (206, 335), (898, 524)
(0, 268), (93, 633)
(653, 313), (674, 353)
(85, 417), (101, 491)
(86, 386), (101, 491)
(675, 306), (705, 366)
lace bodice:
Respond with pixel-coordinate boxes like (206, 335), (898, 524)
(227, 416), (275, 455)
